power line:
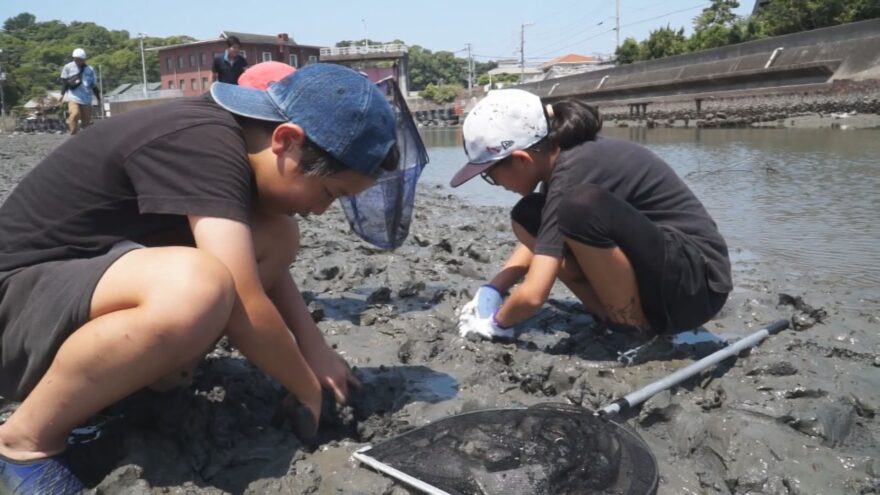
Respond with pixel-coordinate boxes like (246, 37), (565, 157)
(530, 2), (709, 59)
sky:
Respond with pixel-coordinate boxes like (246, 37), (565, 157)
(2, 0), (755, 63)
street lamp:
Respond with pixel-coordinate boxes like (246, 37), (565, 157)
(138, 33), (148, 97)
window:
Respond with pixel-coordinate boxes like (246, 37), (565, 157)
(191, 79), (197, 90)
(168, 80), (174, 89)
(202, 77), (208, 89)
(179, 79), (185, 89)
(200, 53), (207, 66)
(262, 52), (272, 62)
(189, 54), (196, 67)
(289, 54), (298, 67)
(177, 56), (184, 69)
(213, 52), (223, 60)
(166, 57), (172, 70)
(308, 55), (318, 64)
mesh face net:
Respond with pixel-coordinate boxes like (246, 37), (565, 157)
(362, 403), (658, 495)
(338, 77), (429, 250)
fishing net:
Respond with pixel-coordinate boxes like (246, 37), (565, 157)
(338, 77), (429, 250)
(358, 403), (658, 495)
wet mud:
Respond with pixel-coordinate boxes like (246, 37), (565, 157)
(1, 134), (878, 494)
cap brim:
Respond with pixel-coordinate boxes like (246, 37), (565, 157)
(449, 160), (499, 188)
(210, 83), (286, 122)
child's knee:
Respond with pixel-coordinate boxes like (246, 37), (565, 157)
(157, 249), (235, 327)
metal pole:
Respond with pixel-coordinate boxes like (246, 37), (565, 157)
(98, 65), (104, 118)
(600, 319), (790, 417)
(519, 22), (534, 84)
(465, 43), (473, 95)
(616, 0), (621, 48)
(139, 33), (148, 97)
(0, 48), (5, 117)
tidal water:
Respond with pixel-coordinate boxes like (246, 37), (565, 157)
(419, 127), (880, 307)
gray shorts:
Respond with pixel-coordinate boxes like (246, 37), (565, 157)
(0, 242), (142, 401)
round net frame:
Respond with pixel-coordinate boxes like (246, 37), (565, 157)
(362, 403), (658, 495)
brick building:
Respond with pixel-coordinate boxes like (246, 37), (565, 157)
(151, 31), (323, 97)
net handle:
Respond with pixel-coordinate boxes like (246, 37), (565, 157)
(352, 446), (453, 495)
(599, 319), (790, 417)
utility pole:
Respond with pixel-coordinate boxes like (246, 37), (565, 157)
(615, 0), (621, 49)
(520, 22), (534, 84)
(465, 43), (473, 95)
(138, 33), (148, 98)
(0, 49), (6, 117)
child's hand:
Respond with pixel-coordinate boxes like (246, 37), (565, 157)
(282, 392), (321, 443)
(301, 341), (361, 405)
(459, 285), (503, 320)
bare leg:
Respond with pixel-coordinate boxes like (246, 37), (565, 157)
(0, 247), (235, 460)
(511, 222), (607, 320)
(564, 238), (650, 331)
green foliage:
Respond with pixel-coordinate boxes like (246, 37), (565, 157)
(407, 45), (468, 92)
(639, 25), (689, 60)
(616, 0), (879, 64)
(748, 0), (880, 38)
(0, 12), (194, 108)
(420, 83), (462, 104)
(615, 37), (641, 64)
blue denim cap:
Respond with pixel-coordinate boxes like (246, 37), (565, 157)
(211, 63), (396, 176)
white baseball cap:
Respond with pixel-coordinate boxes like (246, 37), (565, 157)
(450, 89), (548, 188)
(72, 48), (87, 59)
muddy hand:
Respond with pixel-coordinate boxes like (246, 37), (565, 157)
(282, 393), (320, 444)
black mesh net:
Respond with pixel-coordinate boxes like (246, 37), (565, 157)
(362, 403), (658, 495)
(338, 77), (429, 250)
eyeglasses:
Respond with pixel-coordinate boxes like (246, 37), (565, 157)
(480, 169), (498, 186)
(479, 158), (509, 186)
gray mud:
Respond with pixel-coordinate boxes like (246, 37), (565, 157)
(1, 134), (878, 494)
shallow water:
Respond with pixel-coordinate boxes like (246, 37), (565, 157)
(420, 127), (880, 308)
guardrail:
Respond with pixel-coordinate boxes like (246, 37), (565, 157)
(105, 89), (183, 103)
(320, 44), (408, 57)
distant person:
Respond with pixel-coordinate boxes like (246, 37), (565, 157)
(60, 48), (99, 135)
(0, 63), (398, 493)
(454, 89), (731, 341)
(212, 35), (248, 84)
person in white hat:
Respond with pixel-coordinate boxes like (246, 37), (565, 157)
(452, 89), (731, 342)
(59, 48), (99, 135)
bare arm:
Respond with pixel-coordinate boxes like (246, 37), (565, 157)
(189, 216), (321, 411)
(493, 254), (560, 327)
(489, 242), (533, 293)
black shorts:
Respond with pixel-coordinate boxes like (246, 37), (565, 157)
(0, 246), (138, 401)
(512, 189), (727, 333)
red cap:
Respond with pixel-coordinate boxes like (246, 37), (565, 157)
(238, 61), (296, 90)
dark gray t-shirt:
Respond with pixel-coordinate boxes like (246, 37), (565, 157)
(0, 95), (254, 272)
(534, 136), (732, 293)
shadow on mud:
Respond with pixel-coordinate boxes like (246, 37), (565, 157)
(66, 359), (457, 493)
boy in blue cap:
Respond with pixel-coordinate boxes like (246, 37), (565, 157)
(0, 63), (399, 493)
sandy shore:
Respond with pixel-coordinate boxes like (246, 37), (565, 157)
(1, 133), (878, 494)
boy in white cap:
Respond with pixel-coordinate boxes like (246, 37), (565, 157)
(0, 63), (398, 493)
(59, 48), (98, 135)
(453, 89), (731, 342)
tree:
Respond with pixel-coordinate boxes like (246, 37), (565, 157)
(420, 83), (462, 104)
(2, 12), (35, 33)
(749, 0), (880, 38)
(639, 25), (689, 60)
(615, 37), (641, 64)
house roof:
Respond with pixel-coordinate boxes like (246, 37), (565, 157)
(540, 53), (600, 69)
(106, 82), (162, 96)
(147, 31), (324, 52)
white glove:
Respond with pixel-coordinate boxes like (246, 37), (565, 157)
(459, 310), (514, 340)
(459, 285), (503, 320)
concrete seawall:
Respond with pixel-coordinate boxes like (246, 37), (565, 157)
(520, 19), (880, 102)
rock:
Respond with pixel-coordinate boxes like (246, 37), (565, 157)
(746, 361), (798, 376)
(398, 281), (426, 298)
(307, 300), (325, 322)
(367, 287), (392, 305)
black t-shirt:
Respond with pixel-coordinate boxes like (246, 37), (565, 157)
(0, 95), (254, 272)
(212, 53), (248, 84)
(534, 136), (732, 293)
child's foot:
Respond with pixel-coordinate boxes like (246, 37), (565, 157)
(0, 453), (84, 494)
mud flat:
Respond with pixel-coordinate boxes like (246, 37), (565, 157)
(1, 133), (878, 494)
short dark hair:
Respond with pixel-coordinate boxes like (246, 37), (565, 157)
(226, 35), (241, 48)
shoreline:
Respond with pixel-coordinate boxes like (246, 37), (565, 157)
(1, 134), (878, 494)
